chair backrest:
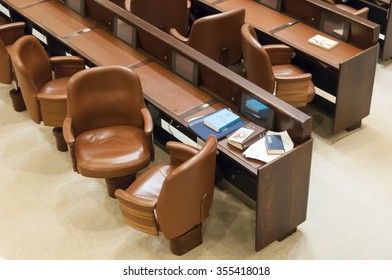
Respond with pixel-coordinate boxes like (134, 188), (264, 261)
(11, 35), (51, 124)
(0, 22), (26, 85)
(66, 65), (147, 137)
(156, 135), (218, 240)
(0, 39), (12, 85)
(241, 23), (275, 94)
(131, 0), (189, 36)
(188, 8), (245, 66)
(322, 0), (369, 18)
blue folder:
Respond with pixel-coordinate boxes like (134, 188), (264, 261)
(188, 111), (245, 141)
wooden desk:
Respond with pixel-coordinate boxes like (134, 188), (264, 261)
(23, 0), (94, 38)
(1, 0), (313, 252)
(67, 28), (148, 67)
(193, 0), (379, 134)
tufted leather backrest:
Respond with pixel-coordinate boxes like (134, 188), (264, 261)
(11, 35), (51, 123)
(188, 8), (245, 66)
(66, 65), (147, 137)
(156, 135), (217, 240)
(241, 23), (275, 94)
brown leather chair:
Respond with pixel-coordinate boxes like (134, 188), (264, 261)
(11, 35), (85, 151)
(322, 0), (369, 18)
(0, 22), (26, 112)
(115, 135), (217, 255)
(170, 8), (245, 67)
(63, 66), (154, 198)
(241, 24), (315, 107)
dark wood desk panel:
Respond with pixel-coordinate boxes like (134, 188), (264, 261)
(133, 62), (214, 116)
(215, 0), (293, 32)
(23, 0), (94, 37)
(274, 22), (361, 69)
(67, 28), (147, 67)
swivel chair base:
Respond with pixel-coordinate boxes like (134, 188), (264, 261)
(9, 89), (26, 112)
(105, 174), (137, 198)
(52, 127), (68, 152)
(169, 224), (203, 255)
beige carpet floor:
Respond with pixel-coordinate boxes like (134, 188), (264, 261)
(1, 60), (392, 260)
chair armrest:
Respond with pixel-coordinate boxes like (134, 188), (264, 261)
(50, 56), (85, 78)
(166, 141), (198, 166)
(62, 117), (75, 146)
(140, 107), (153, 137)
(169, 28), (189, 44)
(140, 107), (155, 161)
(264, 44), (293, 65)
(275, 73), (313, 107)
(0, 22), (25, 45)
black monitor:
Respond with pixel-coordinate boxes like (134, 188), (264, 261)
(114, 17), (137, 48)
(171, 51), (199, 86)
(240, 92), (275, 130)
(65, 0), (85, 16)
(257, 0), (282, 11)
(319, 11), (350, 42)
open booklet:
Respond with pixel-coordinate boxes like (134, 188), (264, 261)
(242, 130), (294, 163)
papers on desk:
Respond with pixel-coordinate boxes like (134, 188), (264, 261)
(243, 131), (294, 163)
(308, 34), (339, 50)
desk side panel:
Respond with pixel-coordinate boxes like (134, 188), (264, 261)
(256, 138), (312, 251)
(334, 43), (378, 134)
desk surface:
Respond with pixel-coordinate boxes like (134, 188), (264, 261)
(6, 0), (43, 8)
(67, 28), (148, 67)
(24, 0), (94, 37)
(212, 0), (363, 69)
(274, 22), (362, 69)
(215, 0), (293, 32)
(134, 62), (214, 116)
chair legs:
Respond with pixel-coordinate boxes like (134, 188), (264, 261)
(169, 224), (203, 255)
(105, 174), (137, 198)
(9, 88), (26, 112)
(52, 127), (68, 152)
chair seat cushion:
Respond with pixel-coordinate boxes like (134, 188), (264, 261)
(75, 125), (151, 178)
(38, 77), (70, 100)
(126, 163), (176, 202)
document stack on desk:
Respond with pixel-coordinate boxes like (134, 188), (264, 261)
(308, 34), (339, 50)
(243, 130), (293, 163)
(188, 108), (245, 141)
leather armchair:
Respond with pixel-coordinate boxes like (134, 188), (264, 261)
(241, 24), (315, 107)
(11, 35), (85, 151)
(63, 66), (154, 198)
(0, 22), (26, 112)
(170, 8), (245, 67)
(322, 0), (369, 18)
(115, 135), (217, 255)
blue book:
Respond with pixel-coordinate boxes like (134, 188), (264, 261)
(265, 134), (285, 155)
(203, 108), (240, 132)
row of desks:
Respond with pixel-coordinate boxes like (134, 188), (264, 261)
(192, 0), (379, 134)
(0, 0), (313, 251)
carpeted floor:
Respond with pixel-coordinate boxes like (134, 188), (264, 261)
(1, 59), (392, 260)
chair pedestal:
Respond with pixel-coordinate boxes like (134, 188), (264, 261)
(169, 224), (203, 255)
(9, 89), (26, 112)
(105, 174), (136, 198)
(52, 127), (68, 152)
